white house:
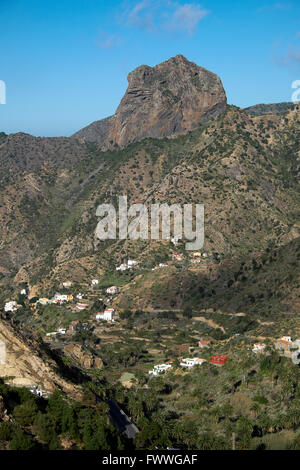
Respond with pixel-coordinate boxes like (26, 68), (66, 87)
(91, 279), (99, 286)
(149, 363), (172, 376)
(20, 289), (27, 296)
(281, 336), (292, 343)
(171, 236), (180, 246)
(252, 342), (266, 353)
(4, 301), (16, 312)
(62, 281), (72, 288)
(76, 293), (83, 300)
(116, 264), (128, 271)
(106, 286), (119, 295)
(30, 386), (44, 397)
(127, 259), (138, 267)
(53, 293), (68, 303)
(180, 358), (206, 368)
(96, 308), (115, 322)
(4, 301), (20, 313)
(116, 260), (138, 271)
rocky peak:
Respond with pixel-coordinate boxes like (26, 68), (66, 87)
(73, 55), (227, 148)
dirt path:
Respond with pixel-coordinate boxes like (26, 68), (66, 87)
(193, 316), (226, 333)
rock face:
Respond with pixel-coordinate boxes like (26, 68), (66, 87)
(63, 344), (103, 370)
(0, 319), (81, 399)
(73, 55), (227, 148)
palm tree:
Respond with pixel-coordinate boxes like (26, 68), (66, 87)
(250, 402), (261, 418)
(197, 432), (227, 450)
(236, 416), (253, 450)
(257, 413), (271, 435)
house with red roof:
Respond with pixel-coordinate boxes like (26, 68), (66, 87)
(210, 355), (228, 366)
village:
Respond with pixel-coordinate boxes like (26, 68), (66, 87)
(2, 256), (300, 392)
(1, 251), (300, 451)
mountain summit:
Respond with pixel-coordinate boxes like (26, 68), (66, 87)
(73, 55), (227, 148)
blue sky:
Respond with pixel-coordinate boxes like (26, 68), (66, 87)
(1, 0), (300, 137)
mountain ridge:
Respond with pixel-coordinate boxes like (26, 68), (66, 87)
(0, 56), (299, 322)
(243, 102), (295, 116)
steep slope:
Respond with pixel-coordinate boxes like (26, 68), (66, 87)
(0, 132), (93, 185)
(116, 236), (300, 315)
(0, 319), (81, 398)
(0, 58), (298, 322)
(72, 55), (227, 148)
(0, 105), (297, 305)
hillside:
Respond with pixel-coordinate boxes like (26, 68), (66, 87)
(115, 237), (300, 316)
(0, 132), (92, 185)
(1, 103), (299, 304)
(0, 318), (82, 398)
(244, 102), (294, 116)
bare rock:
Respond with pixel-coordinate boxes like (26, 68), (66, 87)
(73, 55), (227, 148)
(63, 344), (103, 370)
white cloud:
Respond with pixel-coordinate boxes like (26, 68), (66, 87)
(124, 0), (156, 31)
(120, 1), (209, 36)
(276, 46), (300, 67)
(164, 3), (209, 36)
(96, 30), (120, 50)
(257, 2), (291, 13)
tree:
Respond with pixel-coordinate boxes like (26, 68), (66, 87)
(250, 402), (261, 418)
(236, 416), (253, 450)
(0, 422), (14, 441)
(61, 405), (78, 439)
(127, 396), (143, 420)
(197, 432), (227, 450)
(182, 307), (192, 319)
(33, 413), (58, 443)
(287, 434), (300, 450)
(256, 413), (271, 436)
(90, 299), (105, 313)
(135, 422), (171, 449)
(14, 400), (38, 426)
(210, 405), (223, 425)
(10, 430), (35, 450)
(17, 293), (26, 306)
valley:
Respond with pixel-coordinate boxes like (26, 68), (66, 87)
(0, 55), (299, 451)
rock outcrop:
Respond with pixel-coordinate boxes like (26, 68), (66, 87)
(73, 55), (227, 148)
(63, 344), (103, 370)
(0, 319), (81, 399)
